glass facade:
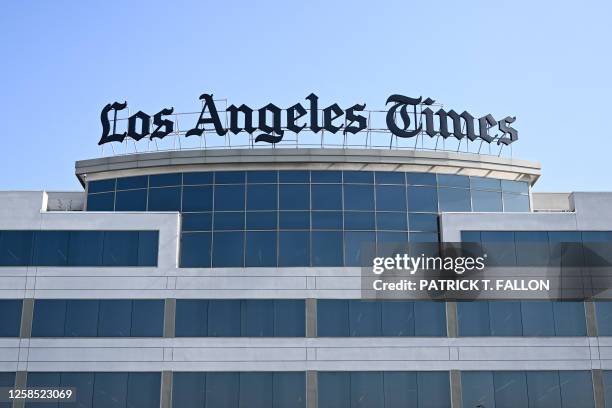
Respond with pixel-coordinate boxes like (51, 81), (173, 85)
(172, 372), (305, 408)
(0, 230), (158, 267)
(461, 370), (594, 408)
(0, 299), (22, 337)
(0, 372), (15, 408)
(86, 171), (529, 268)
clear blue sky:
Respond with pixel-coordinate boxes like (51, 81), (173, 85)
(1, 0), (610, 192)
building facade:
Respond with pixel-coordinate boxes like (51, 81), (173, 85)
(1, 148), (612, 407)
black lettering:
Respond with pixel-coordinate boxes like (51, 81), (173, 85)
(323, 103), (344, 134)
(255, 103), (284, 143)
(227, 104), (256, 134)
(98, 101), (128, 145)
(185, 93), (227, 137)
(127, 111), (151, 141)
(385, 94), (422, 138)
(305, 93), (322, 132)
(287, 103), (307, 134)
(151, 108), (175, 140)
(497, 116), (518, 145)
(344, 104), (367, 135)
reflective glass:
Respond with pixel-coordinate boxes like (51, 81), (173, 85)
(559, 371), (594, 408)
(457, 301), (490, 336)
(312, 184), (342, 210)
(0, 230), (33, 266)
(279, 184), (310, 210)
(376, 212), (407, 230)
(437, 174), (469, 188)
(489, 301), (523, 336)
(148, 187), (181, 211)
(526, 371), (561, 408)
(207, 300), (241, 336)
(215, 171), (245, 184)
(246, 211), (277, 230)
(471, 190), (503, 212)
(172, 372), (205, 408)
(311, 170), (341, 183)
(344, 231), (375, 266)
(407, 186), (438, 212)
(98, 300), (132, 337)
(206, 372), (239, 407)
(149, 173), (181, 187)
(0, 299), (22, 337)
(240, 372), (273, 408)
(515, 231), (550, 266)
(131, 300), (164, 337)
(88, 179), (115, 193)
(381, 301), (414, 336)
(273, 372), (305, 408)
(60, 372), (94, 408)
(375, 171), (404, 184)
(214, 212), (245, 230)
(408, 214), (438, 232)
(180, 232), (211, 267)
(344, 212), (375, 230)
(503, 193), (530, 212)
(553, 301), (586, 336)
(247, 184), (277, 210)
(247, 170), (277, 183)
(521, 301), (555, 336)
(311, 231), (343, 266)
(32, 231), (69, 266)
(116, 175), (147, 190)
(182, 185), (213, 211)
(176, 300), (208, 337)
(350, 372), (384, 407)
(318, 372), (350, 408)
(349, 301), (382, 336)
(115, 189), (147, 211)
(438, 187), (471, 212)
(417, 372), (450, 408)
(279, 212), (309, 229)
(343, 171), (373, 184)
(212, 232), (244, 267)
(493, 371), (528, 408)
(279, 170), (309, 183)
(245, 231), (277, 267)
(32, 300), (66, 337)
(126, 372), (160, 408)
(214, 185), (245, 211)
(317, 300), (349, 337)
(64, 300), (98, 337)
(92, 372), (128, 408)
(343, 184), (374, 210)
(375, 185), (406, 211)
(183, 171), (213, 185)
(461, 371), (494, 408)
(244, 300), (274, 336)
(312, 211), (342, 229)
(86, 192), (115, 211)
(182, 213), (212, 231)
(102, 231), (139, 266)
(470, 176), (501, 190)
(383, 372), (418, 406)
(501, 180), (529, 194)
(414, 301), (446, 336)
(274, 300), (305, 337)
(278, 231), (309, 266)
(406, 172), (437, 186)
(596, 301), (612, 336)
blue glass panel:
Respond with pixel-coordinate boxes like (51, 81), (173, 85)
(311, 212), (342, 229)
(247, 170), (277, 183)
(437, 174), (470, 188)
(349, 301), (382, 336)
(33, 231), (69, 266)
(0, 230), (33, 266)
(376, 231), (408, 258)
(126, 372), (160, 408)
(183, 171), (213, 185)
(279, 212), (309, 229)
(559, 371), (594, 408)
(240, 372), (273, 408)
(384, 372), (418, 406)
(376, 212), (407, 230)
(149, 173), (181, 187)
(521, 301), (555, 336)
(26, 372), (60, 408)
(65, 300), (98, 337)
(410, 232), (439, 243)
(115, 189), (147, 211)
(116, 175), (147, 190)
(382, 301), (414, 336)
(376, 171), (404, 185)
(131, 300), (164, 336)
(489, 301), (523, 336)
(279, 184), (309, 210)
(481, 231), (516, 266)
(93, 372), (128, 408)
(461, 371), (494, 408)
(182, 213), (212, 231)
(182, 185), (213, 211)
(208, 300), (241, 336)
(311, 171), (341, 183)
(470, 176), (501, 190)
(215, 171), (245, 184)
(344, 212), (375, 230)
(102, 231), (139, 266)
(87, 192), (115, 211)
(318, 300), (349, 337)
(245, 231), (277, 267)
(494, 371), (528, 408)
(247, 184), (277, 210)
(515, 231), (550, 266)
(88, 179), (115, 193)
(414, 301), (446, 336)
(457, 301), (490, 336)
(312, 185), (342, 210)
(318, 372), (350, 408)
(438, 187), (471, 212)
(180, 232), (211, 267)
(526, 371), (561, 408)
(350, 372), (384, 408)
(205, 372), (239, 408)
(344, 231), (375, 266)
(343, 184), (374, 211)
(407, 186), (438, 212)
(417, 372), (450, 408)
(175, 300), (208, 337)
(596, 301), (612, 336)
(343, 171), (373, 184)
(409, 214), (438, 232)
(0, 299), (22, 337)
(375, 185), (406, 211)
(274, 300), (305, 337)
(137, 231), (158, 266)
(406, 172), (437, 186)
(279, 170), (309, 183)
(0, 372), (14, 408)
(214, 212), (245, 230)
(172, 372), (205, 408)
(32, 300), (66, 337)
(243, 300), (274, 336)
(502, 180), (529, 194)
(278, 231), (309, 266)
(553, 301), (586, 336)
(273, 372), (305, 408)
(60, 372), (94, 408)
(148, 187), (181, 211)
(212, 232), (244, 267)
(471, 190), (503, 212)
(461, 231), (481, 242)
(503, 193), (530, 212)
(311, 231), (343, 266)
(214, 185), (245, 211)
(603, 371), (612, 408)
(246, 212), (277, 230)
(98, 300), (132, 337)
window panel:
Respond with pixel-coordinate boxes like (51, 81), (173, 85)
(279, 184), (310, 210)
(461, 371), (494, 408)
(407, 186), (438, 212)
(149, 173), (181, 187)
(515, 231), (550, 266)
(126, 372), (160, 408)
(489, 301), (523, 336)
(98, 300), (132, 337)
(240, 373), (273, 408)
(215, 171), (245, 184)
(246, 211), (277, 230)
(92, 372), (128, 408)
(32, 300), (66, 337)
(481, 231), (516, 266)
(148, 187), (181, 211)
(344, 231), (375, 266)
(172, 372), (205, 408)
(344, 212), (375, 230)
(102, 231), (139, 266)
(212, 232), (244, 267)
(343, 184), (374, 211)
(493, 371), (528, 408)
(59, 372), (94, 408)
(65, 300), (98, 337)
(247, 170), (277, 183)
(457, 301), (490, 336)
(317, 300), (349, 337)
(312, 184), (342, 210)
(438, 187), (471, 212)
(312, 211), (342, 229)
(596, 301), (612, 336)
(0, 230), (33, 266)
(183, 171), (213, 185)
(375, 171), (404, 185)
(182, 213), (212, 231)
(278, 231), (309, 267)
(87, 192), (115, 211)
(501, 180), (529, 194)
(279, 170), (309, 183)
(137, 231), (159, 266)
(205, 372), (239, 408)
(503, 193), (530, 212)
(408, 214), (438, 232)
(214, 212), (245, 230)
(470, 176), (501, 191)
(417, 372), (450, 408)
(375, 185), (406, 211)
(88, 179), (115, 193)
(350, 372), (384, 408)
(521, 301), (555, 336)
(414, 301), (446, 336)
(406, 172), (437, 186)
(343, 171), (373, 184)
(471, 190), (503, 212)
(559, 371), (594, 408)
(32, 231), (69, 266)
(182, 185), (213, 211)
(381, 301), (415, 336)
(349, 301), (382, 336)
(247, 184), (278, 210)
(273, 372), (305, 408)
(318, 372), (350, 408)
(383, 372), (418, 406)
(26, 372), (60, 408)
(214, 185), (245, 211)
(274, 300), (305, 337)
(180, 232), (211, 268)
(526, 371), (562, 408)
(553, 301), (586, 336)
(176, 300), (208, 337)
(437, 174), (470, 188)
(243, 300), (274, 336)
(116, 175), (148, 190)
(376, 231), (408, 258)
(603, 371), (612, 408)
(376, 212), (407, 231)
(279, 211), (310, 229)
(131, 300), (164, 337)
(0, 299), (22, 337)
(208, 300), (241, 336)
(311, 170), (341, 183)
(115, 189), (147, 211)
(311, 231), (343, 266)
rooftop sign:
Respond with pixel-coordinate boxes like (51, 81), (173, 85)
(99, 93), (518, 147)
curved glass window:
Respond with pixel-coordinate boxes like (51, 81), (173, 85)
(87, 171), (529, 267)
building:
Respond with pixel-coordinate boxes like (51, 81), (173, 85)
(1, 147), (612, 408)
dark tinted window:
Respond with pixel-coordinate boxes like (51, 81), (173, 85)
(0, 299), (22, 337)
(115, 189), (147, 211)
(148, 187), (181, 211)
(116, 175), (148, 190)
